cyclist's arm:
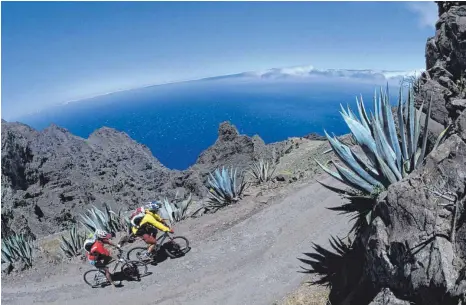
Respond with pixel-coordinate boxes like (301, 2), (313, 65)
(145, 216), (170, 232)
(153, 214), (170, 227)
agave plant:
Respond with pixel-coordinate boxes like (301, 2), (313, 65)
(1, 234), (34, 267)
(206, 166), (248, 208)
(80, 203), (126, 234)
(159, 193), (194, 225)
(248, 159), (277, 184)
(315, 86), (435, 232)
(316, 86), (434, 194)
(59, 226), (85, 258)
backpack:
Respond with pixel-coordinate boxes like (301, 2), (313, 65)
(130, 213), (145, 232)
(130, 207), (145, 220)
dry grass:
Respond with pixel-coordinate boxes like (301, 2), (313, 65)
(275, 283), (329, 305)
(37, 234), (62, 255)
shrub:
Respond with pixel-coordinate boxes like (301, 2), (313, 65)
(60, 226), (85, 258)
(80, 203), (127, 234)
(1, 234), (34, 267)
(248, 159), (276, 184)
(159, 193), (193, 224)
(205, 166), (247, 209)
(315, 86), (446, 233)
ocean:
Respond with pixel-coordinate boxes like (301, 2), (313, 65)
(19, 78), (400, 170)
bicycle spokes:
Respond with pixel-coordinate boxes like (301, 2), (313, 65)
(95, 273), (107, 286)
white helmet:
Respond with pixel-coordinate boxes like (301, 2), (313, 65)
(83, 238), (95, 252)
(94, 229), (111, 240)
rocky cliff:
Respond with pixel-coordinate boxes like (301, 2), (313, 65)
(1, 120), (280, 238)
(417, 2), (466, 126)
(1, 121), (175, 237)
(326, 3), (466, 304)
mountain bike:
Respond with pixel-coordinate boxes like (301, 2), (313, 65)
(126, 232), (190, 262)
(83, 248), (148, 288)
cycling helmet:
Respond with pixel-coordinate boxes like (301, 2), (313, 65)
(83, 238), (95, 252)
(145, 201), (161, 212)
(94, 229), (111, 240)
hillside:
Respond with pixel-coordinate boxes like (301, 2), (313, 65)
(0, 119), (309, 239)
(1, 2), (466, 305)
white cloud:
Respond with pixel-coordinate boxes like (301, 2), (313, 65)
(407, 1), (438, 29)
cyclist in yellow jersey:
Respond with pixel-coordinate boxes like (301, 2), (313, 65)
(131, 202), (173, 260)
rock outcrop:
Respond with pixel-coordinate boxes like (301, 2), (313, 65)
(416, 2), (466, 126)
(1, 121), (175, 238)
(361, 134), (466, 305)
(193, 121), (271, 173)
(303, 132), (326, 141)
(329, 3), (466, 305)
(165, 121), (277, 199)
(1, 120), (277, 238)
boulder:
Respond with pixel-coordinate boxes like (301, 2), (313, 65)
(368, 289), (410, 305)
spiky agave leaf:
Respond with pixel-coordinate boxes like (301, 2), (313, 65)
(433, 124), (451, 150)
(79, 205), (125, 234)
(60, 226), (85, 258)
(173, 193), (193, 222)
(318, 85), (433, 230)
(1, 234), (34, 267)
(320, 86), (432, 192)
(159, 194), (194, 224)
(206, 166), (247, 207)
(381, 89), (402, 171)
(325, 131), (381, 188)
(248, 159), (276, 184)
(159, 198), (174, 223)
(416, 96), (432, 169)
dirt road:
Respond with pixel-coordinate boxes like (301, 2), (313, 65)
(2, 176), (350, 305)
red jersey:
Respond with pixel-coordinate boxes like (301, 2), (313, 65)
(87, 240), (110, 261)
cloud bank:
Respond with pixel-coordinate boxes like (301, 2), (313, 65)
(407, 1), (438, 29)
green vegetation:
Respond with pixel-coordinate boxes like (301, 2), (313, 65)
(314, 86), (434, 232)
(60, 226), (85, 258)
(248, 158), (276, 184)
(80, 203), (127, 234)
(160, 193), (194, 224)
(300, 84), (448, 290)
(205, 166), (248, 209)
(317, 86), (432, 194)
(1, 234), (34, 267)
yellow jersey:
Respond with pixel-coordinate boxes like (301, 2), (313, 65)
(131, 211), (170, 235)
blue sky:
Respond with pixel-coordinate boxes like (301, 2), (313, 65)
(2, 1), (437, 120)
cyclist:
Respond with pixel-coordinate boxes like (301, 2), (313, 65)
(131, 202), (173, 260)
(84, 229), (120, 286)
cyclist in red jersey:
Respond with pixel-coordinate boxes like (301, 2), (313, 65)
(84, 229), (119, 286)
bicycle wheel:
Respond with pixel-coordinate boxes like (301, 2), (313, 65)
(121, 261), (148, 280)
(164, 236), (190, 258)
(127, 246), (149, 261)
(83, 269), (109, 288)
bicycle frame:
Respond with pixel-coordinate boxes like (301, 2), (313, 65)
(96, 250), (127, 274)
(133, 232), (173, 250)
(155, 232), (172, 249)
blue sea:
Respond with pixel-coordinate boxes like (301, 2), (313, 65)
(19, 78), (400, 170)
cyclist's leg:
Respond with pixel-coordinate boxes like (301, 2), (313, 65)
(142, 228), (157, 256)
(97, 256), (115, 286)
